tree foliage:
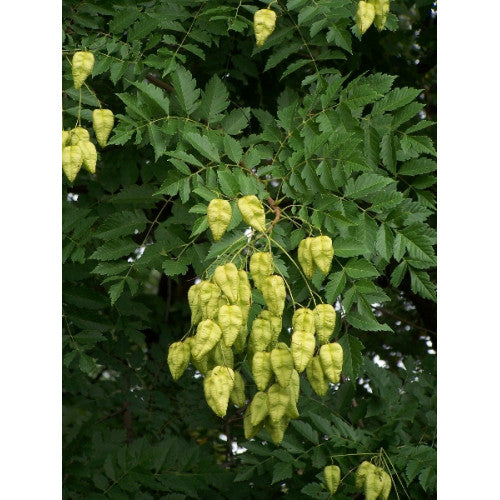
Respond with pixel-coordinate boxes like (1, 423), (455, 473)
(62, 0), (436, 498)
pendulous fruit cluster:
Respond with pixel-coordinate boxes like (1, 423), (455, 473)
(297, 236), (334, 278)
(355, 0), (390, 34)
(355, 461), (392, 500)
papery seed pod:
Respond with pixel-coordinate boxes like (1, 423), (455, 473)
(199, 281), (221, 320)
(191, 319), (222, 360)
(285, 385), (299, 419)
(253, 8), (277, 47)
(371, 0), (390, 31)
(355, 461), (377, 489)
(306, 356), (329, 396)
(203, 366), (235, 417)
(274, 342), (289, 350)
(323, 465), (341, 494)
(213, 263), (239, 303)
(167, 341), (191, 380)
(69, 127), (90, 145)
(92, 109), (114, 147)
(379, 469), (392, 500)
(207, 198), (232, 241)
(62, 145), (83, 183)
(237, 195), (266, 232)
(291, 330), (316, 373)
(186, 338), (213, 375)
(233, 323), (248, 353)
(267, 384), (291, 422)
(72, 51), (94, 89)
(251, 351), (273, 391)
(78, 141), (97, 174)
(289, 369), (300, 404)
(270, 348), (293, 387)
(265, 415), (290, 445)
(355, 1), (376, 35)
(212, 341), (234, 368)
(292, 308), (315, 334)
(230, 371), (246, 407)
(364, 468), (384, 500)
(237, 270), (252, 318)
(218, 304), (243, 347)
(310, 236), (334, 275)
(249, 317), (273, 353)
(313, 304), (337, 344)
(319, 343), (343, 384)
(62, 131), (70, 148)
(188, 282), (203, 326)
(258, 310), (282, 344)
(244, 408), (264, 439)
(261, 275), (286, 316)
(250, 252), (273, 290)
(298, 238), (316, 279)
(248, 391), (269, 426)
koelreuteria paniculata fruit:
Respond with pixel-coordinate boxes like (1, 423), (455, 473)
(323, 465), (341, 494)
(71, 51), (94, 89)
(207, 198), (232, 241)
(253, 8), (277, 47)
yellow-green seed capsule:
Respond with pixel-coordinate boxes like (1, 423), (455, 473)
(298, 238), (316, 279)
(188, 282), (203, 326)
(199, 281), (221, 320)
(218, 304), (243, 347)
(186, 338), (212, 375)
(267, 384), (291, 422)
(248, 391), (270, 426)
(207, 199), (232, 241)
(306, 356), (329, 396)
(213, 263), (239, 303)
(212, 341), (234, 368)
(313, 304), (337, 344)
(289, 369), (300, 404)
(62, 145), (83, 183)
(324, 465), (341, 494)
(237, 270), (252, 320)
(62, 130), (70, 148)
(237, 195), (266, 232)
(291, 330), (316, 373)
(270, 348), (294, 387)
(78, 141), (97, 174)
(251, 351), (273, 391)
(167, 341), (191, 380)
(257, 310), (282, 344)
(92, 109), (114, 147)
(250, 252), (273, 290)
(249, 317), (273, 352)
(310, 236), (334, 275)
(191, 319), (222, 360)
(72, 51), (94, 89)
(69, 127), (90, 145)
(355, 1), (376, 34)
(244, 407), (264, 439)
(229, 371), (246, 407)
(233, 322), (248, 353)
(364, 468), (384, 500)
(203, 366), (235, 417)
(261, 275), (286, 316)
(379, 469), (392, 500)
(253, 8), (277, 47)
(319, 343), (343, 384)
(355, 461), (377, 489)
(264, 415), (290, 445)
(285, 385), (299, 419)
(371, 0), (390, 31)
(292, 308), (315, 334)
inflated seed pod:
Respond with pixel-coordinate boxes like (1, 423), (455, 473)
(199, 281), (221, 320)
(69, 127), (90, 145)
(191, 319), (222, 360)
(313, 304), (337, 344)
(212, 341), (234, 368)
(251, 351), (273, 391)
(298, 238), (316, 279)
(379, 469), (392, 500)
(62, 130), (70, 148)
(248, 391), (269, 426)
(188, 282), (203, 326)
(186, 338), (212, 374)
(258, 310), (282, 344)
(355, 461), (377, 489)
(237, 195), (266, 232)
(289, 369), (300, 404)
(62, 145), (83, 183)
(264, 415), (290, 445)
(371, 0), (390, 31)
(237, 270), (252, 319)
(92, 109), (114, 147)
(213, 263), (239, 303)
(261, 275), (286, 316)
(218, 304), (243, 347)
(364, 468), (384, 500)
(249, 317), (273, 352)
(270, 348), (294, 387)
(233, 323), (248, 353)
(167, 341), (191, 380)
(203, 366), (235, 417)
(267, 384), (291, 422)
(323, 465), (341, 495)
(207, 198), (232, 241)
(253, 8), (277, 47)
(250, 252), (273, 290)
(285, 385), (299, 419)
(355, 0), (376, 34)
(291, 330), (316, 373)
(310, 236), (334, 276)
(72, 51), (94, 89)
(229, 371), (246, 407)
(78, 141), (97, 174)
(319, 343), (343, 384)
(292, 308), (315, 334)
(244, 408), (264, 439)
(306, 356), (329, 396)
